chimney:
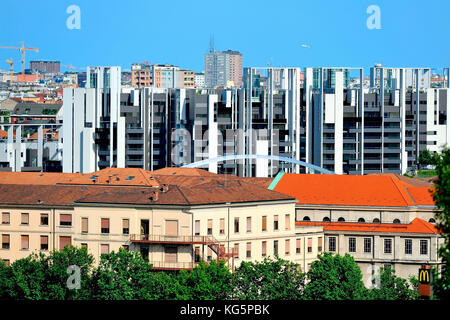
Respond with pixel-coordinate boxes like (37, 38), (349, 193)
(150, 191), (159, 202)
(160, 184), (169, 193)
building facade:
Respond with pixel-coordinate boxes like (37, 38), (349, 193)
(30, 61), (61, 74)
(0, 167), (322, 271)
(205, 50), (243, 88)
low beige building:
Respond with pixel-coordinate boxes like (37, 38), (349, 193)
(0, 168), (323, 271)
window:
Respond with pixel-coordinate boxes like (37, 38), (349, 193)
(207, 247), (212, 261)
(318, 237), (323, 252)
(81, 217), (88, 233)
(234, 243), (239, 259)
(234, 217), (239, 233)
(405, 239), (412, 255)
(273, 240), (279, 255)
(428, 218), (436, 223)
(101, 218), (110, 234)
(21, 213), (29, 225)
(274, 215), (279, 230)
(393, 219), (400, 224)
(2, 234), (10, 249)
(101, 244), (109, 255)
(338, 217), (345, 222)
(296, 238), (301, 254)
(21, 235), (29, 250)
(285, 214), (290, 230)
(40, 236), (48, 250)
(195, 220), (200, 236)
(322, 217), (330, 222)
(122, 245), (129, 251)
(246, 242), (251, 258)
(262, 241), (267, 257)
(2, 212), (10, 225)
(373, 218), (380, 223)
(349, 237), (356, 252)
(364, 238), (372, 253)
(303, 216), (311, 221)
(60, 214), (72, 226)
(420, 240), (428, 255)
(59, 236), (71, 249)
(358, 218), (366, 223)
(262, 216), (267, 231)
(122, 219), (129, 235)
(194, 247), (201, 262)
(220, 218), (225, 235)
(207, 219), (212, 235)
(40, 213), (48, 226)
(246, 217), (251, 233)
(307, 238), (312, 253)
(81, 243), (88, 249)
(329, 237), (336, 252)
(384, 239), (392, 254)
(285, 239), (290, 255)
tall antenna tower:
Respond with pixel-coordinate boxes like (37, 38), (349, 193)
(209, 34), (215, 53)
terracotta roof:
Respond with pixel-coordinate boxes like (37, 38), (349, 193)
(272, 173), (435, 207)
(0, 168), (294, 207)
(296, 218), (439, 234)
(406, 187), (435, 206)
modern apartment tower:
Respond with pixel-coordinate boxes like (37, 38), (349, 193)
(205, 50), (243, 88)
(304, 66), (450, 174)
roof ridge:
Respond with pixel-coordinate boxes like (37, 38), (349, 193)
(175, 185), (191, 206)
(412, 217), (438, 234)
(389, 175), (414, 207)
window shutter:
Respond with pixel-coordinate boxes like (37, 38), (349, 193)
(165, 220), (178, 236)
(220, 218), (225, 230)
(60, 214), (72, 223)
(318, 237), (323, 247)
(59, 236), (71, 249)
(101, 218), (109, 229)
(21, 213), (29, 224)
(2, 213), (9, 224)
(21, 235), (29, 249)
(195, 220), (200, 234)
(2, 234), (9, 243)
(285, 214), (290, 230)
(81, 218), (88, 232)
(123, 219), (129, 229)
(40, 236), (48, 245)
(101, 244), (109, 254)
(308, 238), (312, 247)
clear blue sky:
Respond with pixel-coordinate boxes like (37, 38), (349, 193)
(1, 0), (449, 74)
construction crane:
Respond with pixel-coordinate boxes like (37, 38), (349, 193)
(62, 63), (81, 72)
(0, 41), (39, 75)
(5, 58), (13, 86)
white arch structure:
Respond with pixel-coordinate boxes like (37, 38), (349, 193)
(181, 154), (336, 175)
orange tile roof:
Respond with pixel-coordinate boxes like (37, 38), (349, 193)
(406, 187), (435, 206)
(273, 173), (435, 207)
(151, 167), (219, 177)
(295, 218), (439, 234)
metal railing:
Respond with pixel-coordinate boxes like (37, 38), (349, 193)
(150, 261), (199, 270)
(130, 234), (212, 244)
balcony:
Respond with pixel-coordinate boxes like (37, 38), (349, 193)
(150, 261), (199, 271)
(130, 234), (213, 244)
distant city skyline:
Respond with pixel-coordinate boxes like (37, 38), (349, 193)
(1, 0), (449, 74)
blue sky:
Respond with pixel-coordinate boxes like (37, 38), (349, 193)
(1, 0), (449, 74)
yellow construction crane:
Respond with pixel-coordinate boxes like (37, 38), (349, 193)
(62, 63), (81, 72)
(6, 58), (13, 86)
(0, 41), (39, 75)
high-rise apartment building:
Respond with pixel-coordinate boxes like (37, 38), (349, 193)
(205, 50), (243, 88)
(304, 66), (450, 174)
(30, 61), (61, 74)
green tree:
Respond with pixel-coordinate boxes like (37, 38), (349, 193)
(304, 252), (367, 300)
(368, 267), (418, 300)
(231, 256), (306, 300)
(179, 260), (233, 300)
(7, 246), (94, 300)
(0, 260), (13, 299)
(90, 248), (155, 300)
(418, 149), (433, 168)
(431, 148), (450, 299)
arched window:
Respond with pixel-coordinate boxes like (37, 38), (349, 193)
(338, 217), (345, 222)
(303, 216), (311, 221)
(358, 218), (365, 223)
(428, 218), (436, 223)
(373, 218), (380, 223)
(323, 217), (331, 222)
(393, 219), (400, 224)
